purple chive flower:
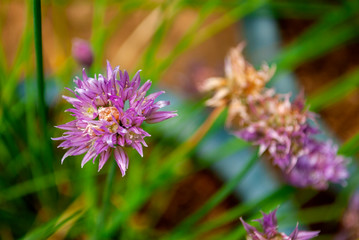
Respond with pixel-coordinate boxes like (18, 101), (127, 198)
(72, 38), (94, 68)
(52, 61), (177, 175)
(240, 208), (320, 240)
(202, 43), (349, 190)
(233, 90), (313, 170)
(286, 140), (349, 190)
(232, 89), (349, 189)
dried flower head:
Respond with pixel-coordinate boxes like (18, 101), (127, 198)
(200, 42), (275, 127)
(203, 43), (349, 190)
(72, 38), (94, 68)
(52, 62), (177, 175)
(241, 208), (320, 240)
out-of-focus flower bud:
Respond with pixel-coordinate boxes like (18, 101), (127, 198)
(72, 38), (93, 68)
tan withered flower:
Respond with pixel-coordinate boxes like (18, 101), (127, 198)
(201, 43), (275, 127)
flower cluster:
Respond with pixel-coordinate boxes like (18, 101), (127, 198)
(52, 62), (177, 175)
(200, 43), (275, 127)
(202, 43), (348, 189)
(241, 208), (320, 240)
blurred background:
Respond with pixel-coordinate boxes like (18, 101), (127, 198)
(1, 0), (359, 239)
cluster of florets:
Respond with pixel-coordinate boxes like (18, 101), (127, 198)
(200, 43), (275, 127)
(202, 43), (348, 189)
(241, 209), (320, 240)
(53, 62), (177, 175)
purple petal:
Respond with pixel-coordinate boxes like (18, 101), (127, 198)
(106, 60), (113, 80)
(81, 149), (97, 167)
(98, 149), (111, 171)
(145, 111), (178, 123)
(114, 147), (129, 176)
(132, 142), (143, 157)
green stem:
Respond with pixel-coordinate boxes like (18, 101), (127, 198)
(33, 0), (47, 135)
(33, 0), (57, 205)
(93, 160), (117, 239)
(33, 0), (55, 176)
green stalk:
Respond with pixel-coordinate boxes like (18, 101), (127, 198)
(33, 0), (55, 175)
(93, 160), (117, 239)
(33, 0), (57, 205)
(33, 0), (47, 135)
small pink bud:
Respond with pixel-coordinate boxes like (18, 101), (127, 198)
(72, 38), (93, 68)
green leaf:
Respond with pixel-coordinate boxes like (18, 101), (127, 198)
(21, 210), (83, 240)
(269, 1), (337, 19)
(308, 68), (359, 111)
(272, 0), (359, 73)
(338, 131), (359, 157)
(0, 170), (68, 203)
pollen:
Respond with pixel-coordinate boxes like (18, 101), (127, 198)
(98, 106), (120, 121)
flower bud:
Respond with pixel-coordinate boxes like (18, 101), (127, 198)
(72, 38), (93, 68)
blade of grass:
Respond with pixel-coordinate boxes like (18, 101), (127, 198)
(287, 0), (359, 45)
(271, 1), (359, 74)
(182, 186), (294, 240)
(48, 195), (87, 240)
(33, 0), (56, 179)
(153, 0), (267, 80)
(33, 0), (47, 134)
(91, 0), (108, 73)
(274, 23), (359, 72)
(117, 7), (163, 71)
(141, 0), (183, 72)
(21, 210), (84, 240)
(307, 68), (359, 111)
(165, 151), (259, 240)
(192, 0), (267, 48)
(268, 1), (337, 19)
(338, 131), (359, 157)
(92, 160), (117, 239)
(142, 0), (219, 79)
(293, 204), (343, 225)
(0, 169), (68, 203)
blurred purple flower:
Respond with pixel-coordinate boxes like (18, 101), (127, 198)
(72, 38), (94, 68)
(233, 91), (314, 171)
(232, 89), (348, 189)
(202, 43), (349, 190)
(52, 62), (177, 175)
(286, 140), (349, 190)
(240, 208), (320, 240)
